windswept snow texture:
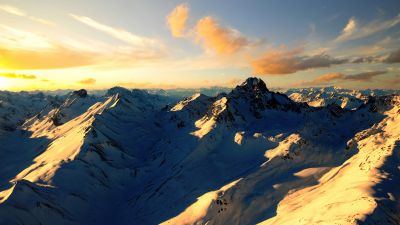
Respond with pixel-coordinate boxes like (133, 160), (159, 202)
(0, 79), (399, 225)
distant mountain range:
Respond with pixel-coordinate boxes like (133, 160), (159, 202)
(0, 78), (399, 225)
(284, 86), (400, 110)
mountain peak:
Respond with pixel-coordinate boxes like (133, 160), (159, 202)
(106, 86), (131, 97)
(236, 77), (269, 93)
(72, 89), (87, 98)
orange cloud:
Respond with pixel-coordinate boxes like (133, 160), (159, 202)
(0, 72), (36, 79)
(166, 4), (189, 38)
(79, 78), (96, 85)
(312, 72), (344, 83)
(166, 3), (251, 55)
(195, 16), (249, 55)
(251, 47), (347, 75)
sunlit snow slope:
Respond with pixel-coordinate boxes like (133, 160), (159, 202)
(0, 79), (399, 225)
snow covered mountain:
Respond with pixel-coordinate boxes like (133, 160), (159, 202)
(0, 78), (399, 225)
(284, 86), (400, 110)
(0, 91), (63, 136)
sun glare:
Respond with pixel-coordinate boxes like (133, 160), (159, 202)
(0, 77), (11, 90)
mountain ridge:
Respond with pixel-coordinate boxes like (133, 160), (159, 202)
(0, 77), (399, 225)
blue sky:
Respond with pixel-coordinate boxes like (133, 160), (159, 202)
(0, 0), (399, 90)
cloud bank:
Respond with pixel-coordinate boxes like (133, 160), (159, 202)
(295, 70), (387, 87)
(251, 48), (347, 75)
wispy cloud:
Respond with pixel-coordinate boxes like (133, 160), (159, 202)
(0, 4), (55, 26)
(335, 14), (400, 43)
(294, 70), (387, 87)
(0, 25), (166, 70)
(166, 4), (189, 38)
(28, 17), (55, 26)
(0, 4), (25, 16)
(335, 17), (357, 42)
(0, 72), (36, 79)
(0, 25), (54, 50)
(79, 78), (96, 85)
(70, 14), (161, 47)
(69, 14), (167, 66)
(251, 47), (347, 75)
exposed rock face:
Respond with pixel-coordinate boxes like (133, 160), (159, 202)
(232, 77), (269, 95)
(72, 89), (88, 98)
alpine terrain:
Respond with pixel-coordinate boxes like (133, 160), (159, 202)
(0, 77), (399, 225)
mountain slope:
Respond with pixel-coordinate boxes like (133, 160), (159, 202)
(0, 91), (62, 135)
(0, 78), (399, 225)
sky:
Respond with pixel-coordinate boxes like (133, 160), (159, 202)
(0, 0), (399, 91)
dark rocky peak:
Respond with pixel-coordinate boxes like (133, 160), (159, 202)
(223, 77), (308, 119)
(72, 89), (88, 98)
(229, 77), (294, 105)
(232, 77), (269, 96)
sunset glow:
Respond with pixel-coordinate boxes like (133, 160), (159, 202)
(0, 77), (10, 89)
(0, 0), (399, 91)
